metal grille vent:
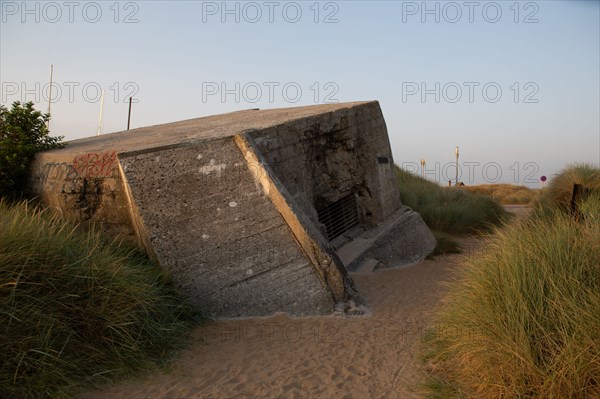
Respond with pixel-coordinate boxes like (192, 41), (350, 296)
(317, 193), (359, 241)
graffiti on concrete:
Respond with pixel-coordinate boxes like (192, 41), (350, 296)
(35, 162), (79, 185)
(72, 151), (118, 178)
(35, 152), (118, 187)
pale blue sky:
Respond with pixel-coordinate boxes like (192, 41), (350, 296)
(1, 0), (599, 186)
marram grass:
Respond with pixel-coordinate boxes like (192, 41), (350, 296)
(537, 163), (600, 211)
(0, 201), (197, 399)
(394, 166), (508, 234)
(425, 209), (600, 398)
(464, 183), (540, 205)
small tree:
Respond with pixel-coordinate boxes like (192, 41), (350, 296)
(0, 101), (65, 199)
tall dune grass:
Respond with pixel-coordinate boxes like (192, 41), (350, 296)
(425, 204), (600, 398)
(538, 163), (600, 211)
(464, 184), (540, 205)
(395, 166), (508, 234)
(0, 201), (197, 399)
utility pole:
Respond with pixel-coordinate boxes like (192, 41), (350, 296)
(127, 97), (132, 130)
(47, 64), (53, 130)
(455, 146), (459, 186)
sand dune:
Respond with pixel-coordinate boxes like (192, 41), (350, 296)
(80, 238), (481, 399)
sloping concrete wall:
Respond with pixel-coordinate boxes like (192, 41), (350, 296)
(235, 134), (361, 306)
(119, 138), (340, 318)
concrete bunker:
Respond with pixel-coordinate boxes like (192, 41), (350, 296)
(29, 101), (436, 319)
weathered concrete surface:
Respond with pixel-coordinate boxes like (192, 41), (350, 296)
(29, 150), (139, 243)
(339, 207), (437, 272)
(29, 101), (433, 319)
(119, 139), (336, 318)
(37, 102), (374, 156)
(249, 102), (400, 232)
(234, 134), (362, 308)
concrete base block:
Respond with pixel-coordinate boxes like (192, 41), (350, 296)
(339, 207), (437, 272)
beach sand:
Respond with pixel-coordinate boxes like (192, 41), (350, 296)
(79, 237), (481, 399)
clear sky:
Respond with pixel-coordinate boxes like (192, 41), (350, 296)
(1, 0), (599, 186)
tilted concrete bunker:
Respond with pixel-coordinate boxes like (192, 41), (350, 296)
(29, 101), (436, 319)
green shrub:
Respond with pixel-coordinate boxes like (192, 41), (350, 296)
(395, 166), (508, 234)
(0, 201), (197, 399)
(0, 101), (64, 200)
(425, 207), (600, 398)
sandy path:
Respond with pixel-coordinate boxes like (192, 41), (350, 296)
(503, 204), (533, 219)
(80, 238), (481, 399)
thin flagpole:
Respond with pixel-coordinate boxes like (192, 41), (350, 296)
(96, 89), (105, 136)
